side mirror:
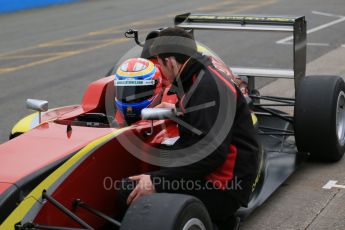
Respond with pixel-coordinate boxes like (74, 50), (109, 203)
(141, 108), (175, 120)
(26, 99), (48, 124)
(26, 99), (48, 112)
(141, 108), (176, 136)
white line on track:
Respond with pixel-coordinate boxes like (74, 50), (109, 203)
(276, 11), (345, 45)
(323, 180), (345, 189)
(312, 10), (345, 18)
(306, 42), (330, 46)
(279, 42), (330, 46)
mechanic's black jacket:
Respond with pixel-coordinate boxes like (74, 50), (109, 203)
(150, 53), (259, 205)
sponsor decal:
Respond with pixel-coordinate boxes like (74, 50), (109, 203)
(115, 79), (155, 86)
(127, 106), (133, 114)
(189, 15), (295, 23)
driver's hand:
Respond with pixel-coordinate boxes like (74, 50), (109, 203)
(127, 174), (155, 205)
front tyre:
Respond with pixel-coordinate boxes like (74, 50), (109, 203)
(120, 193), (213, 230)
(294, 75), (345, 162)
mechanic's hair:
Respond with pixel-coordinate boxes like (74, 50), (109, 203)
(141, 30), (161, 59)
(150, 27), (197, 64)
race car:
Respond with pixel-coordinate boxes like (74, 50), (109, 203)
(1, 13), (344, 230)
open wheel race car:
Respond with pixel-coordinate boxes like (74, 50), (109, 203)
(1, 13), (345, 230)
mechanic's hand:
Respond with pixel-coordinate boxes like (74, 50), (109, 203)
(127, 174), (155, 205)
(154, 102), (182, 116)
(155, 102), (176, 110)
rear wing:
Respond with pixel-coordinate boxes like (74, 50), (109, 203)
(174, 13), (307, 92)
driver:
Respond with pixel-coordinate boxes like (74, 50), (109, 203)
(114, 58), (163, 125)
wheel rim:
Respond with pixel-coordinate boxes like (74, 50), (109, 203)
(336, 91), (345, 145)
(182, 218), (206, 230)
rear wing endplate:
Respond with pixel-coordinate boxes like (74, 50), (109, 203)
(174, 13), (307, 92)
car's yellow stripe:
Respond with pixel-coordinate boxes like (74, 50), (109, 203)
(0, 127), (129, 229)
(11, 112), (38, 135)
(252, 113), (258, 126)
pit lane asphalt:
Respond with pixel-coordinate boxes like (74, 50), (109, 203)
(1, 0), (345, 229)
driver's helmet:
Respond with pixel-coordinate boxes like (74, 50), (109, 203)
(114, 58), (163, 124)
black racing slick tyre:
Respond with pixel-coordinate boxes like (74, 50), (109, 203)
(294, 75), (345, 162)
(120, 193), (213, 230)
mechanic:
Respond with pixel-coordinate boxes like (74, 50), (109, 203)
(122, 27), (259, 229)
(114, 57), (164, 125)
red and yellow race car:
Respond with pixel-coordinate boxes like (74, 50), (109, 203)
(1, 13), (345, 230)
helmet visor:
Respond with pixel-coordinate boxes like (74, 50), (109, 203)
(115, 79), (156, 103)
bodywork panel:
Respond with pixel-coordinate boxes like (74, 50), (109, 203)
(237, 115), (304, 218)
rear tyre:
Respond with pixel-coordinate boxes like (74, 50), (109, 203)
(294, 75), (345, 162)
(120, 193), (212, 230)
